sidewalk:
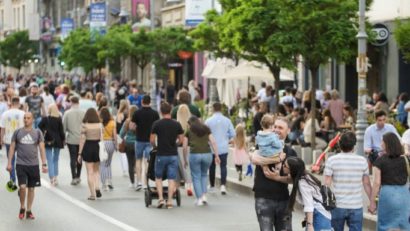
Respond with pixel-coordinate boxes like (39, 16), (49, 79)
(215, 148), (377, 230)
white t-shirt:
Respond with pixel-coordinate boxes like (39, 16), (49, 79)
(405, 101), (410, 127)
(257, 88), (267, 102)
(402, 129), (410, 154)
(0, 108), (25, 144)
(41, 93), (55, 112)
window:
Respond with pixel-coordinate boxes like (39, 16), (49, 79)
(17, 7), (20, 29)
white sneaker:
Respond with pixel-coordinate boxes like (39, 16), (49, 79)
(135, 184), (143, 191)
(128, 183), (135, 188)
(195, 198), (204, 206)
(220, 185), (227, 195)
(208, 186), (216, 193)
(103, 184), (109, 191)
(201, 195), (208, 205)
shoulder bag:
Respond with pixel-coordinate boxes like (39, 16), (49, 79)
(99, 124), (108, 162)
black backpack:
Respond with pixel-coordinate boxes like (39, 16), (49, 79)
(314, 185), (336, 211)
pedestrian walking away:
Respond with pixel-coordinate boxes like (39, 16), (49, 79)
(38, 104), (65, 186)
(119, 105), (138, 188)
(132, 95), (160, 190)
(116, 99), (130, 177)
(205, 102), (235, 195)
(0, 96), (25, 188)
(150, 102), (184, 209)
(324, 131), (372, 231)
(78, 108), (103, 200)
(99, 107), (117, 191)
(63, 96), (85, 185)
(183, 116), (220, 206)
(6, 112), (48, 220)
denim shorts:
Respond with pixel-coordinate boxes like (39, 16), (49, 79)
(155, 155), (178, 180)
(135, 141), (152, 159)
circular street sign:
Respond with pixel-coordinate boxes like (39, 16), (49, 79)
(371, 23), (390, 46)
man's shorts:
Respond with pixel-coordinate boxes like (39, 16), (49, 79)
(154, 155), (178, 180)
(135, 141), (152, 159)
(16, 165), (41, 188)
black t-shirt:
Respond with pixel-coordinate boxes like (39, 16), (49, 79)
(151, 119), (183, 156)
(132, 107), (160, 142)
(253, 112), (265, 137)
(25, 95), (44, 119)
(253, 145), (297, 201)
(373, 155), (409, 185)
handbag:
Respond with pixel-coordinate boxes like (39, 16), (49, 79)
(118, 140), (126, 153)
(99, 125), (108, 161)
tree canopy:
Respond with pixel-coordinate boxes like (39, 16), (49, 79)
(0, 30), (37, 72)
(395, 20), (410, 62)
(59, 28), (105, 74)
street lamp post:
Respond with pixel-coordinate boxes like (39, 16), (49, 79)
(355, 0), (369, 156)
(150, 0), (157, 111)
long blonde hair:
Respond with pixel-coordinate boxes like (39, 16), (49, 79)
(118, 100), (129, 114)
(48, 104), (61, 118)
(234, 124), (246, 150)
(177, 104), (191, 132)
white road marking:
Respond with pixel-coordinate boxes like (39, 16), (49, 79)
(42, 179), (140, 231)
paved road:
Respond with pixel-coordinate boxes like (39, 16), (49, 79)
(0, 148), (307, 231)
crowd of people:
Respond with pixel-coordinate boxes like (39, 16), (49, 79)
(0, 74), (409, 231)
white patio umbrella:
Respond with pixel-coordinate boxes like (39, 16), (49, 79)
(202, 57), (235, 79)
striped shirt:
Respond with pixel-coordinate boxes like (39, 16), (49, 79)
(324, 153), (369, 209)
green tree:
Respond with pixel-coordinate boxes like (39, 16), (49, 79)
(279, 0), (359, 147)
(395, 20), (410, 62)
(189, 10), (239, 61)
(151, 27), (194, 79)
(98, 24), (133, 74)
(218, 0), (298, 104)
(129, 28), (156, 81)
(0, 30), (37, 73)
(59, 28), (105, 75)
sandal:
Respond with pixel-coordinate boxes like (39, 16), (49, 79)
(157, 199), (165, 209)
(26, 211), (35, 220)
(87, 196), (96, 200)
(18, 208), (25, 220)
(166, 203), (173, 209)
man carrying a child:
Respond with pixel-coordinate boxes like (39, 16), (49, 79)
(252, 116), (297, 231)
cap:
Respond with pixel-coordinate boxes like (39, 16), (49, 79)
(29, 82), (39, 88)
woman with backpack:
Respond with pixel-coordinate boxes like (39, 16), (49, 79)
(38, 104), (65, 186)
(266, 156), (332, 231)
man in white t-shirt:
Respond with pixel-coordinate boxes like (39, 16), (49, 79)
(324, 132), (372, 231)
(0, 97), (25, 185)
(253, 82), (267, 103)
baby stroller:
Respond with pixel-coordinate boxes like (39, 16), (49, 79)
(144, 149), (181, 208)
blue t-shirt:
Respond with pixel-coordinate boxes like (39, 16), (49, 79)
(128, 94), (142, 108)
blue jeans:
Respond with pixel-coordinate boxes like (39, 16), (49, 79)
(331, 207), (363, 231)
(46, 147), (60, 179)
(189, 153), (213, 198)
(135, 141), (152, 159)
(34, 117), (42, 129)
(377, 185), (410, 231)
(312, 209), (332, 231)
(5, 144), (16, 183)
(155, 155), (178, 180)
(209, 153), (228, 187)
